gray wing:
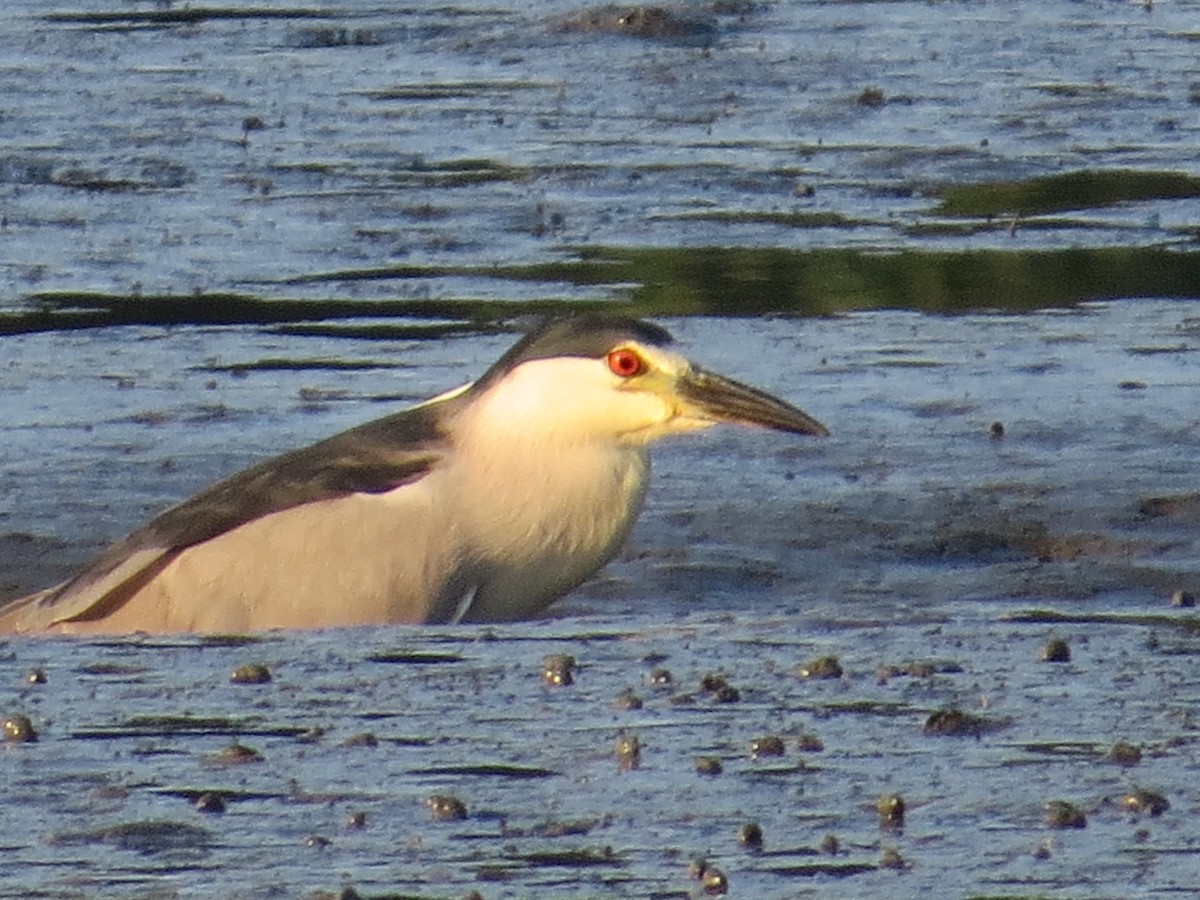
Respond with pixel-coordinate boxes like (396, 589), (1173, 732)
(1, 398), (458, 630)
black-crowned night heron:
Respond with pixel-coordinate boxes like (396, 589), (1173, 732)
(0, 315), (827, 635)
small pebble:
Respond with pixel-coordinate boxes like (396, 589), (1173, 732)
(612, 689), (643, 711)
(341, 732), (379, 748)
(215, 743), (263, 765)
(616, 733), (641, 771)
(230, 662), (272, 684)
(750, 735), (786, 759)
(427, 795), (468, 821)
(1044, 799), (1087, 829)
(710, 683), (741, 703)
(879, 847), (906, 869)
(542, 654), (577, 686)
(346, 811), (367, 829)
(1041, 638), (1071, 662)
(2, 715), (38, 743)
(700, 673), (741, 702)
(923, 707), (987, 736)
(194, 792), (227, 814)
(1033, 837), (1054, 860)
(797, 656), (843, 679)
(1121, 788), (1169, 817)
(857, 86), (886, 107)
(1107, 741), (1142, 766)
(305, 834), (332, 848)
(25, 668), (47, 685)
(818, 833), (840, 855)
(737, 822), (764, 850)
(700, 865), (728, 895)
(296, 727), (326, 744)
(647, 667), (673, 686)
(877, 793), (905, 829)
(700, 672), (729, 692)
(989, 420), (1005, 440)
(796, 732), (825, 752)
(878, 660), (964, 683)
(1170, 589), (1195, 608)
(695, 756), (723, 776)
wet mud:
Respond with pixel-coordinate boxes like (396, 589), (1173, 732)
(3, 305), (1199, 896)
(3, 608), (1200, 897)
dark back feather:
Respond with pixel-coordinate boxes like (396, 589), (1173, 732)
(36, 396), (457, 610)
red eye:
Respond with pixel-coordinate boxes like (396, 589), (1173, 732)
(607, 348), (643, 378)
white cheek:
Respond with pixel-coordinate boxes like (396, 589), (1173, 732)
(503, 359), (605, 417)
(475, 358), (622, 437)
(467, 355), (690, 446)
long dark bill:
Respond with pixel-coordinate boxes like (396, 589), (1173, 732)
(680, 367), (829, 436)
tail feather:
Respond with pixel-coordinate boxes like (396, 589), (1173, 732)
(0, 587), (59, 635)
(0, 547), (174, 634)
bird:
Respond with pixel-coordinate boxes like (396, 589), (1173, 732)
(0, 314), (827, 635)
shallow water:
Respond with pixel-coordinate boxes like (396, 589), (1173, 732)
(3, 606), (1200, 898)
(3, 306), (1199, 898)
(2, 0), (1200, 897)
(2, 0), (1199, 312)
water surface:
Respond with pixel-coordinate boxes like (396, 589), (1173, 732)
(2, 1), (1200, 896)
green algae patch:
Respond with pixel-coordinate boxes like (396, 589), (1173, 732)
(368, 81), (551, 101)
(582, 245), (1200, 316)
(365, 650), (467, 664)
(48, 820), (213, 854)
(932, 169), (1200, 217)
(1003, 609), (1200, 633)
(6, 291), (514, 335)
(11, 246), (1200, 335)
(409, 764), (562, 779)
(380, 156), (531, 188)
(72, 715), (312, 739)
(665, 209), (870, 228)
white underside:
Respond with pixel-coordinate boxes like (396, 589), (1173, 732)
(42, 439), (648, 634)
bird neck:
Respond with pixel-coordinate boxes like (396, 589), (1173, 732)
(451, 396), (650, 558)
